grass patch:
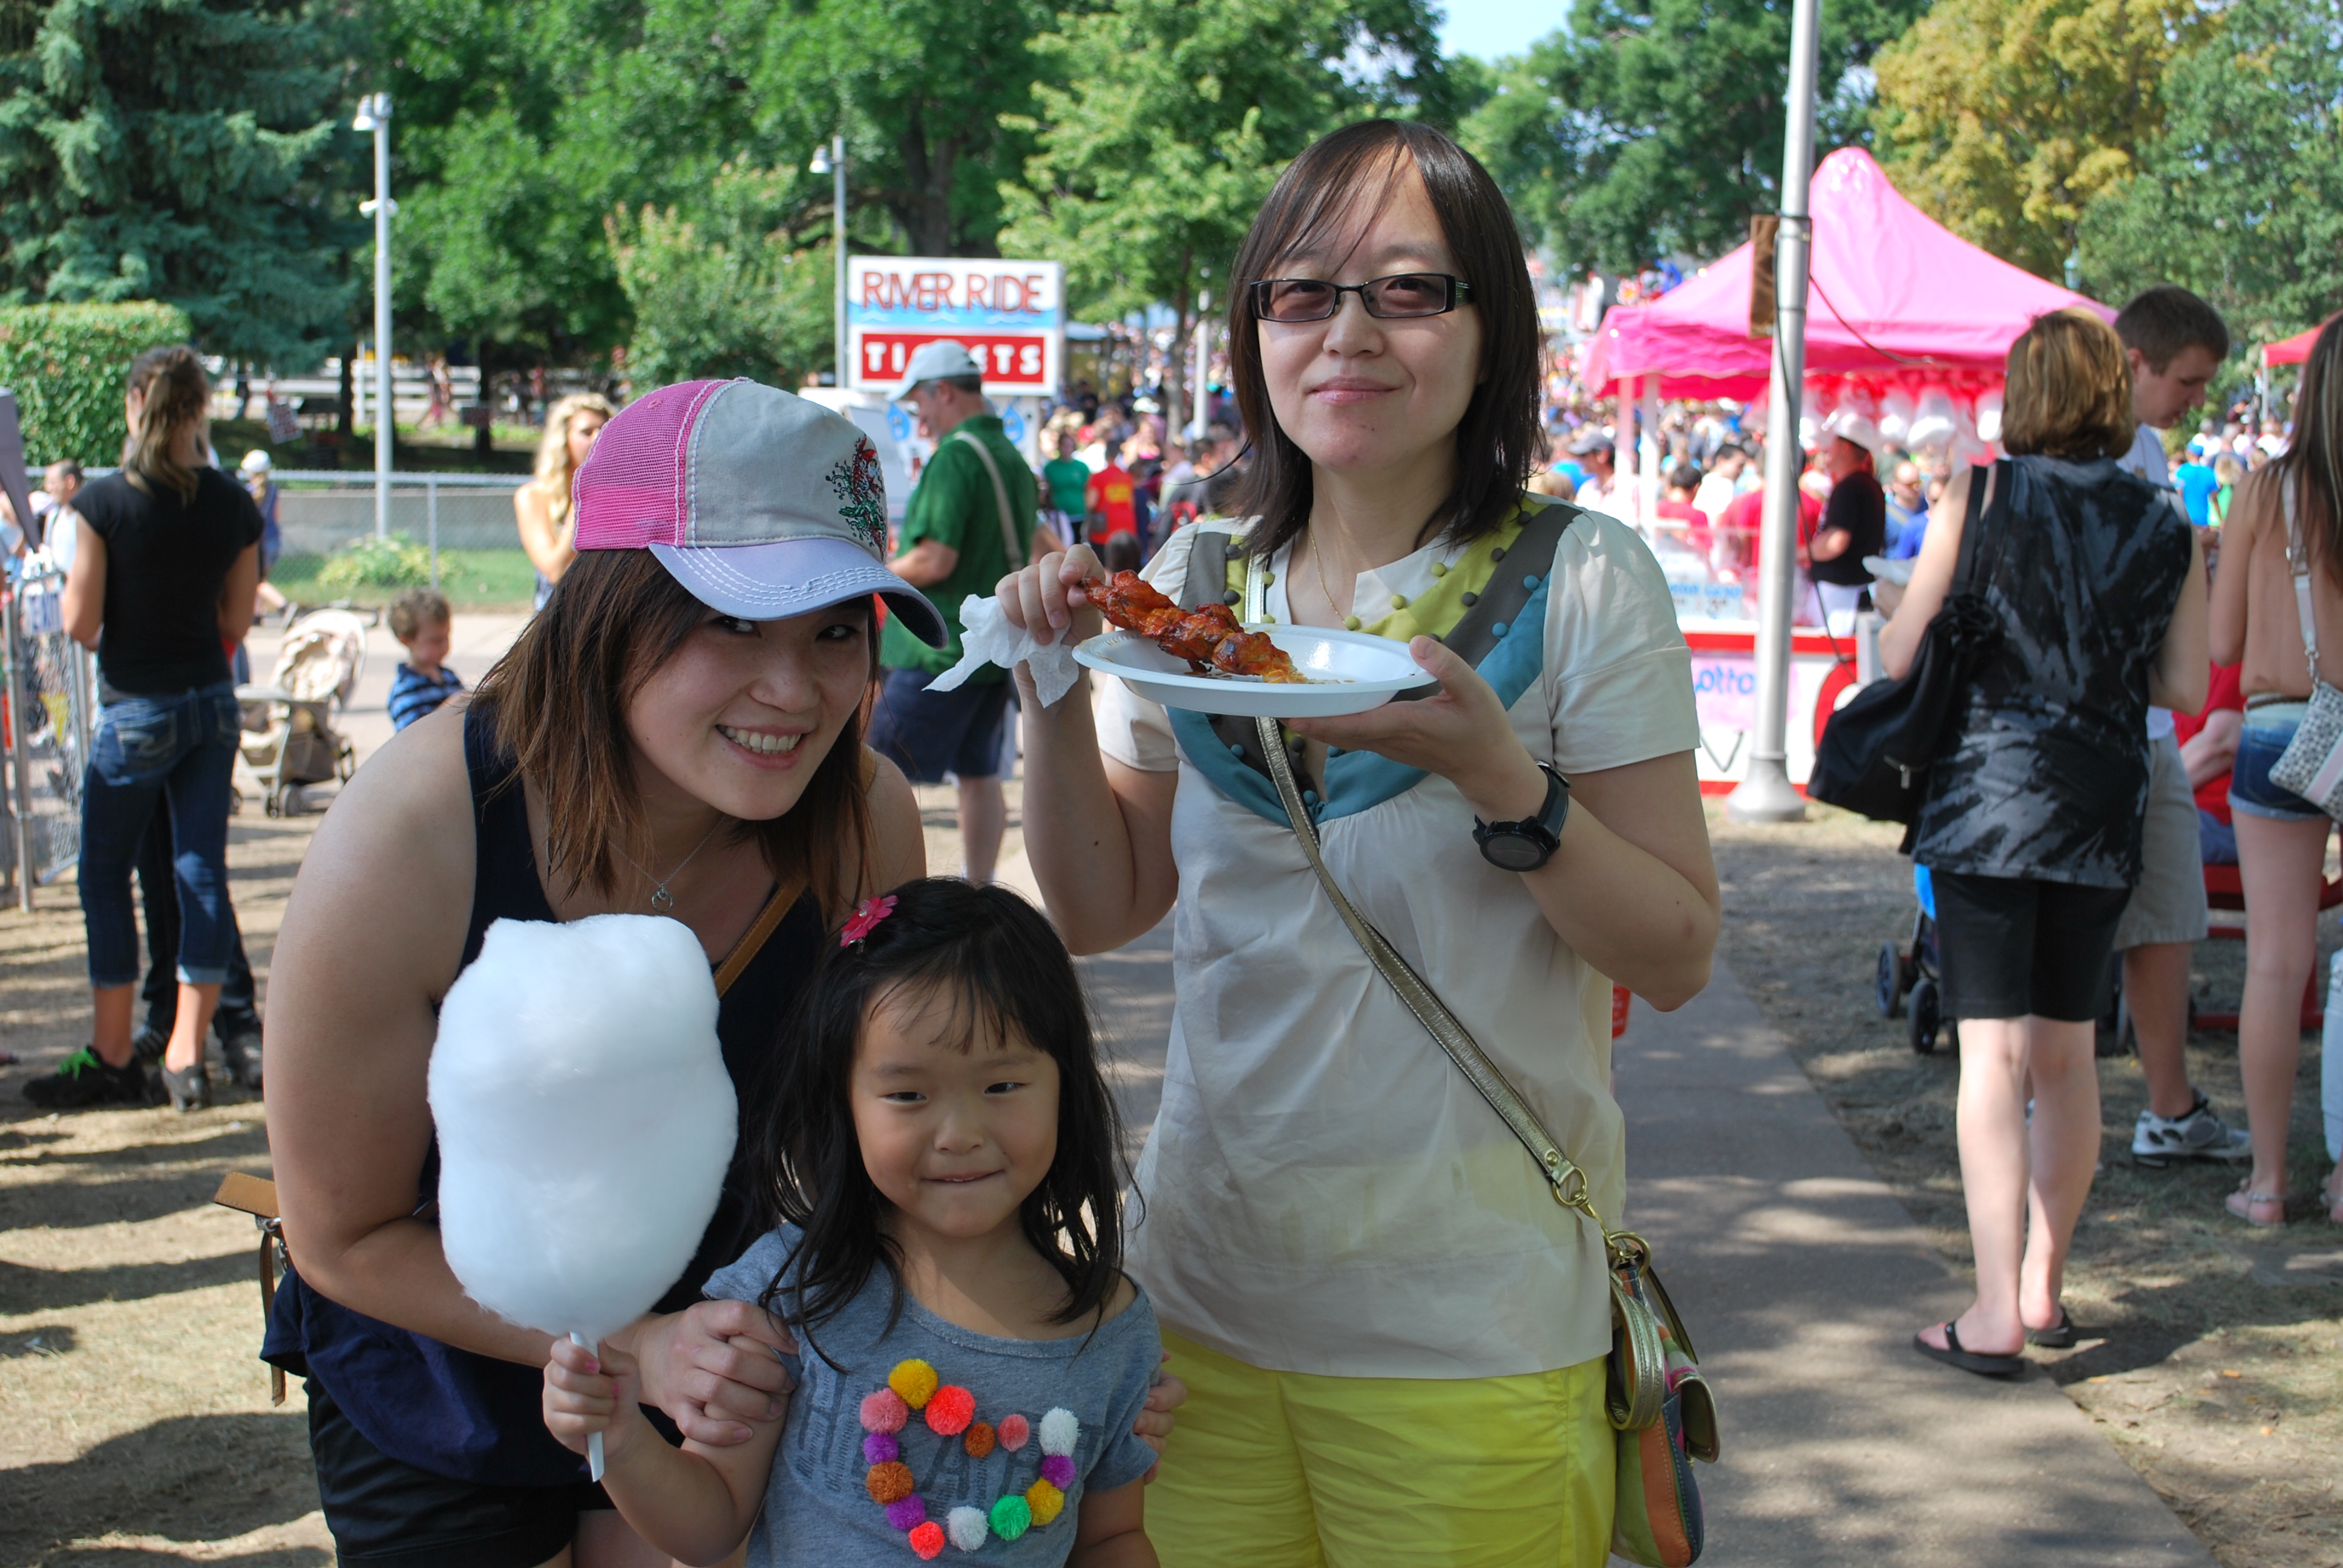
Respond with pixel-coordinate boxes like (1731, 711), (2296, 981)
(272, 547), (537, 609)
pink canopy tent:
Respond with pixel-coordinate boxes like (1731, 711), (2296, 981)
(1581, 149), (2109, 401)
(2266, 321), (2333, 367)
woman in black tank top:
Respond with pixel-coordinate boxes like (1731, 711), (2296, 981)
(262, 385), (963, 1566)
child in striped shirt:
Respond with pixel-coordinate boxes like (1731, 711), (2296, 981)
(387, 588), (463, 731)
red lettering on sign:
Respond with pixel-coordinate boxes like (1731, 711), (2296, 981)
(853, 332), (1051, 390)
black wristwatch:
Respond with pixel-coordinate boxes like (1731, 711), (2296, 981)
(1473, 763), (1570, 872)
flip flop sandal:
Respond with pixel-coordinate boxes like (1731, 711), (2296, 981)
(2025, 1307), (2079, 1350)
(2224, 1186), (2286, 1227)
(1913, 1320), (2025, 1378)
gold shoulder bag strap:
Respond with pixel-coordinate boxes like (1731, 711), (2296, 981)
(1241, 551), (1678, 1434)
(952, 428), (1026, 571)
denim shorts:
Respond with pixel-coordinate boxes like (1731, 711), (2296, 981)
(2230, 703), (2326, 822)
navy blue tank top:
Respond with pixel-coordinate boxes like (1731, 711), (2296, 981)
(264, 705), (828, 1485)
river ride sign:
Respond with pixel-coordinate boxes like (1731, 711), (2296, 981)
(846, 256), (1065, 399)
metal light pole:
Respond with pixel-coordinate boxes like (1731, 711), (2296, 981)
(354, 92), (396, 538)
(1727, 0), (1821, 825)
(810, 136), (847, 388)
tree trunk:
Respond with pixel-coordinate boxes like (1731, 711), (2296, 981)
(336, 343), (355, 437)
(1165, 252), (1193, 447)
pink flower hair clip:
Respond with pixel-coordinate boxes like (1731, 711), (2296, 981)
(840, 894), (899, 948)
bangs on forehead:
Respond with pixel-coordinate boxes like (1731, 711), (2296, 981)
(1263, 144), (1424, 274)
(868, 971), (1034, 1059)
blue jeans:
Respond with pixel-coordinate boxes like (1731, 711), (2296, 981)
(79, 683), (241, 988)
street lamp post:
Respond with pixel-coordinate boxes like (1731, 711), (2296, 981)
(353, 92), (395, 539)
(1726, 0), (1821, 825)
(810, 136), (847, 390)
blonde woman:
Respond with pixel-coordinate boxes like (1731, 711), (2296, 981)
(514, 391), (616, 609)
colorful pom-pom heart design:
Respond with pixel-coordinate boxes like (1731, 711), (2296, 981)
(861, 1362), (1081, 1556)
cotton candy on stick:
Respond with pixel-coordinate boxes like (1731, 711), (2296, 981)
(428, 914), (737, 1480)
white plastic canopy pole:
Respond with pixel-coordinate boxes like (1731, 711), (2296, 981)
(1727, 0), (1821, 824)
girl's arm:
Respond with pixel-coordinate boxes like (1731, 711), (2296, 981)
(545, 1337), (781, 1566)
(218, 540), (261, 642)
(514, 482), (575, 581)
(1000, 546), (1182, 954)
(1070, 1477), (1156, 1568)
(1879, 465), (1974, 681)
(2208, 469), (2273, 667)
(2148, 528), (2209, 713)
(62, 516), (106, 648)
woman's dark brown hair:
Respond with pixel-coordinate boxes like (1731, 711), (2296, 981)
(2278, 315), (2343, 592)
(122, 344), (209, 503)
(467, 550), (876, 917)
(1227, 119), (1545, 560)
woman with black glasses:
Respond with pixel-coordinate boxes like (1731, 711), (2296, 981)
(994, 120), (1717, 1564)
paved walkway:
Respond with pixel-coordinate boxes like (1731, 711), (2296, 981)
(1614, 969), (2210, 1566)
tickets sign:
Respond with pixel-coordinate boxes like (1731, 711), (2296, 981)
(847, 256), (1064, 397)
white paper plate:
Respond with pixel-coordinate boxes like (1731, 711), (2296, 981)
(1072, 624), (1435, 716)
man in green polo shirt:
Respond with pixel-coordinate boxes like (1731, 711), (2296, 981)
(869, 339), (1060, 884)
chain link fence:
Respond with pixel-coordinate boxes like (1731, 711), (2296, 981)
(270, 471), (531, 563)
(3, 566), (96, 908)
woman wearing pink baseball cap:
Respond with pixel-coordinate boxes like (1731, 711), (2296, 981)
(257, 381), (1181, 1566)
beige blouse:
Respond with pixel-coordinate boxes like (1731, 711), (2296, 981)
(2210, 466), (2343, 699)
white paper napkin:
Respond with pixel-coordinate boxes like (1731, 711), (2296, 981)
(926, 593), (1084, 708)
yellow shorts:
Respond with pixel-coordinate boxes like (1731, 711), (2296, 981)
(1147, 1330), (1616, 1568)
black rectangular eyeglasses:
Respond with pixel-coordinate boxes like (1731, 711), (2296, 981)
(1251, 273), (1475, 323)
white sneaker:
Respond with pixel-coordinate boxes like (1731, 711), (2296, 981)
(2132, 1093), (2253, 1167)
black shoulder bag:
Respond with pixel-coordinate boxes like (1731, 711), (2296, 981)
(1809, 461), (2006, 826)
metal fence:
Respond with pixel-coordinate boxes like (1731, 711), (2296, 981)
(3, 566), (96, 908)
(270, 471), (532, 567)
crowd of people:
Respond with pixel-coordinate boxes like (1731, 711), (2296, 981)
(10, 103), (2343, 1568)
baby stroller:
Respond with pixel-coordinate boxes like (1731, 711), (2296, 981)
(237, 607), (370, 817)
(1876, 862), (2130, 1057)
(1876, 864), (1944, 1054)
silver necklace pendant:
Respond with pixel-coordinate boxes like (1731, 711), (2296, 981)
(649, 885), (675, 914)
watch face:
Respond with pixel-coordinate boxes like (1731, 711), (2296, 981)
(1481, 831), (1546, 872)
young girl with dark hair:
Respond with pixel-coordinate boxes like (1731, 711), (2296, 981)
(544, 878), (1162, 1567)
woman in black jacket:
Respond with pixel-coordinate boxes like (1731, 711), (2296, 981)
(1881, 308), (2206, 1374)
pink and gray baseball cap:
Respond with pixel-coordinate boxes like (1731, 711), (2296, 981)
(572, 378), (946, 645)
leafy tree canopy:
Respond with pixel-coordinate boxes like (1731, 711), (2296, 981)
(0, 0), (361, 368)
(2078, 0), (2343, 346)
(1462, 0), (1927, 272)
(1001, 0), (1461, 338)
(1872, 0), (2203, 281)
(609, 165), (835, 387)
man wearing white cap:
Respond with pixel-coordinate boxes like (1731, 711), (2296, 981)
(870, 340), (1055, 884)
(1803, 410), (1886, 629)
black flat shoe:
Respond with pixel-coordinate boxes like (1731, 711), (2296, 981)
(2026, 1307), (2079, 1349)
(1913, 1321), (2025, 1378)
(218, 1024), (263, 1092)
(159, 1060), (211, 1112)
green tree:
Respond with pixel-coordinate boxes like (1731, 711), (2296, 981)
(750, 0), (1055, 259)
(1001, 0), (1458, 424)
(1462, 0), (1928, 272)
(2078, 0), (2343, 345)
(0, 0), (359, 368)
(609, 165), (835, 387)
(1871, 0), (2203, 281)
